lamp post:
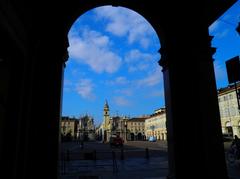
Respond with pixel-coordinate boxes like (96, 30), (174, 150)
(124, 120), (127, 143)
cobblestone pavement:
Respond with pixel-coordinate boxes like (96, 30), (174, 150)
(60, 157), (168, 179)
(59, 141), (240, 179)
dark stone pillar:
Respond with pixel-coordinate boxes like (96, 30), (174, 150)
(159, 29), (228, 178)
(21, 36), (68, 179)
(0, 19), (28, 179)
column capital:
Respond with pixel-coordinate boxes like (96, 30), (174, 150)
(158, 36), (216, 71)
(62, 36), (69, 67)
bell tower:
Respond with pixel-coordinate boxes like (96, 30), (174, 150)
(104, 100), (109, 116)
(103, 100), (110, 128)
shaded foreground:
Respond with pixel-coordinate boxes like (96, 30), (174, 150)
(59, 141), (240, 179)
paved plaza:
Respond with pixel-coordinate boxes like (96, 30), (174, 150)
(60, 141), (240, 179)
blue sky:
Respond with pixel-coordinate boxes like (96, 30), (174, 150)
(62, 2), (240, 126)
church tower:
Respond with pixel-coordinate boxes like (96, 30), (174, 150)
(103, 100), (110, 128)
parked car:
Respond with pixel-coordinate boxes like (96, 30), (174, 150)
(148, 136), (157, 142)
(110, 136), (124, 147)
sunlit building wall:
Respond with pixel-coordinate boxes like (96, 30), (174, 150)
(218, 84), (240, 138)
(127, 117), (148, 140)
(145, 108), (167, 141)
(61, 116), (79, 139)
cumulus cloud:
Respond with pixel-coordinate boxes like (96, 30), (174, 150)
(68, 28), (122, 73)
(106, 76), (129, 85)
(137, 67), (163, 87)
(146, 90), (164, 98)
(209, 20), (229, 39)
(94, 6), (157, 49)
(114, 88), (133, 96)
(75, 79), (96, 100)
(63, 79), (73, 92)
(209, 20), (220, 33)
(125, 49), (153, 63)
(114, 96), (131, 106)
(214, 60), (226, 82)
(215, 29), (229, 39)
(124, 49), (159, 72)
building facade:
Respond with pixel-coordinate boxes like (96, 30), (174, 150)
(1, 1), (236, 178)
(127, 117), (148, 140)
(61, 116), (79, 141)
(145, 108), (167, 141)
(218, 84), (240, 138)
(78, 115), (95, 141)
(101, 100), (128, 142)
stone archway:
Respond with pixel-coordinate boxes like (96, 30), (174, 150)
(238, 121), (240, 137)
(137, 133), (143, 140)
(0, 1), (237, 179)
(61, 3), (233, 177)
(226, 121), (233, 136)
(130, 133), (135, 141)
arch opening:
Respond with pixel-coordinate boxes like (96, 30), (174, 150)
(60, 5), (168, 178)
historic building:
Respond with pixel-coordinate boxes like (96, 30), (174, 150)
(110, 116), (128, 140)
(101, 101), (128, 142)
(61, 115), (96, 141)
(78, 115), (96, 141)
(102, 100), (111, 142)
(218, 83), (240, 138)
(60, 116), (79, 140)
(1, 1), (237, 178)
(127, 116), (148, 141)
(145, 108), (167, 141)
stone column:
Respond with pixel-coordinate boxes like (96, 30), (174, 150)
(160, 133), (163, 140)
(21, 34), (69, 179)
(107, 131), (111, 142)
(101, 128), (104, 142)
(159, 27), (228, 178)
(222, 127), (227, 134)
(232, 126), (240, 137)
(0, 30), (28, 179)
(163, 133), (167, 141)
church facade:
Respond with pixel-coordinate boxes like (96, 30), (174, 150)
(78, 115), (96, 141)
(100, 101), (128, 142)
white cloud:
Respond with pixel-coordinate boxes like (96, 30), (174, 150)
(128, 64), (149, 72)
(68, 29), (122, 73)
(214, 60), (226, 82)
(75, 79), (96, 100)
(125, 49), (153, 63)
(94, 6), (157, 49)
(106, 76), (129, 85)
(114, 96), (131, 106)
(64, 79), (73, 86)
(124, 49), (159, 72)
(209, 20), (229, 39)
(209, 20), (220, 33)
(146, 90), (164, 98)
(63, 79), (73, 92)
(137, 67), (163, 87)
(215, 29), (229, 39)
(114, 88), (133, 96)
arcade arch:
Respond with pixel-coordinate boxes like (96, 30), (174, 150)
(1, 1), (237, 179)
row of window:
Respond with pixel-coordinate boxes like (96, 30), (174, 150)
(130, 128), (144, 131)
(129, 122), (144, 126)
(219, 106), (239, 117)
(218, 93), (235, 102)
